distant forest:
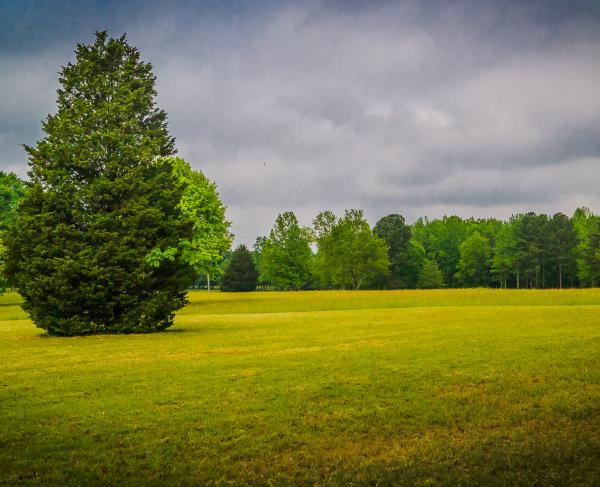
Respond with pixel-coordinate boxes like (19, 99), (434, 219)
(218, 208), (600, 291)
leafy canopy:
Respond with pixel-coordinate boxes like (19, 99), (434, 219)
(373, 214), (416, 288)
(0, 172), (25, 291)
(314, 209), (389, 290)
(145, 157), (231, 277)
(260, 211), (313, 290)
(457, 232), (492, 287)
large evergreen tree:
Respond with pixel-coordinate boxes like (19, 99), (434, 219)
(6, 32), (199, 335)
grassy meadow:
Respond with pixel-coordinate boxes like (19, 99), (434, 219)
(1, 289), (599, 485)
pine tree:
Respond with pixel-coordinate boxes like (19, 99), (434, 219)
(221, 245), (258, 292)
(6, 32), (197, 335)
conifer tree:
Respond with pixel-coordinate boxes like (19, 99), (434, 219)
(6, 32), (200, 335)
(221, 245), (258, 292)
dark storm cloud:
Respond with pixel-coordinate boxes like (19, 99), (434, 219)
(1, 0), (600, 244)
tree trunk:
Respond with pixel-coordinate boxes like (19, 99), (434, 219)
(516, 269), (520, 289)
(542, 263), (545, 289)
(207, 273), (211, 292)
(558, 264), (562, 289)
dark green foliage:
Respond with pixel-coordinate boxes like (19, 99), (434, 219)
(373, 214), (414, 288)
(511, 213), (549, 288)
(5, 32), (196, 335)
(546, 213), (578, 288)
(221, 245), (258, 292)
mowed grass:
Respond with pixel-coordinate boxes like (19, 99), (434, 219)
(1, 290), (599, 485)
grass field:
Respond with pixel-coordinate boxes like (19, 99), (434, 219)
(1, 289), (599, 485)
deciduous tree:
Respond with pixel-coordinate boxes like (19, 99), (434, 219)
(373, 214), (413, 288)
(260, 212), (313, 290)
(416, 259), (443, 289)
(314, 210), (389, 290)
(457, 232), (491, 287)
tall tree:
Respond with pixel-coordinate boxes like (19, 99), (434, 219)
(456, 232), (492, 287)
(373, 214), (413, 288)
(146, 157), (231, 285)
(0, 171), (25, 231)
(581, 226), (600, 287)
(510, 213), (549, 288)
(260, 212), (313, 290)
(491, 223), (516, 288)
(412, 215), (469, 287)
(6, 32), (209, 335)
(221, 245), (258, 292)
(546, 213), (578, 288)
(0, 172), (25, 291)
(252, 236), (269, 289)
(572, 207), (599, 287)
(313, 209), (389, 290)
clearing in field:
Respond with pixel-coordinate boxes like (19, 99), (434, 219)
(1, 289), (599, 485)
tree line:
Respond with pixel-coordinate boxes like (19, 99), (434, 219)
(219, 208), (600, 291)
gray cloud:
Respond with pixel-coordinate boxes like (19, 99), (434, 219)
(1, 0), (600, 244)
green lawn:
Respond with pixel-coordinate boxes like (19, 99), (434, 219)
(1, 289), (599, 485)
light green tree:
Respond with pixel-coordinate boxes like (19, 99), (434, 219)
(0, 171), (25, 292)
(313, 209), (389, 290)
(491, 223), (515, 288)
(416, 259), (444, 289)
(572, 207), (599, 287)
(260, 212), (313, 290)
(373, 213), (414, 288)
(457, 232), (491, 287)
(146, 157), (232, 288)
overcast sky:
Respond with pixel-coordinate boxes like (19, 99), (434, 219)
(1, 0), (600, 245)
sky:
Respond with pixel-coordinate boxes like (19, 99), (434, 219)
(1, 0), (600, 245)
